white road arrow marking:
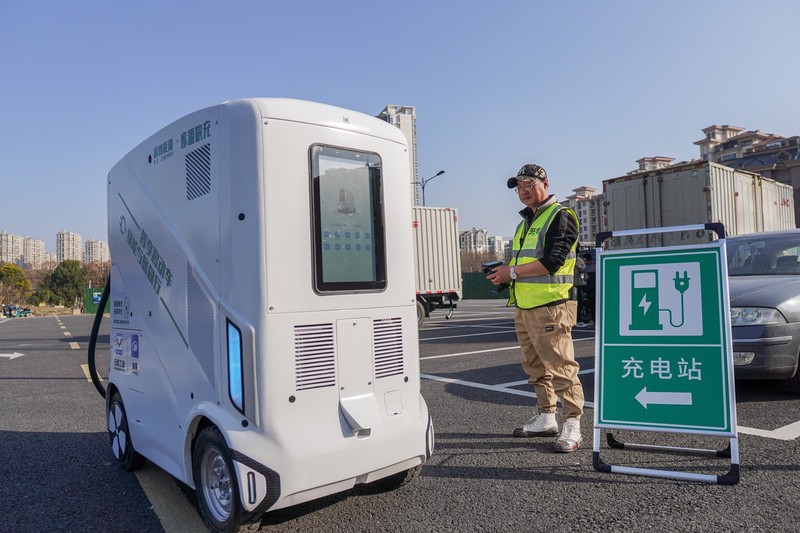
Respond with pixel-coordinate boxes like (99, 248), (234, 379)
(0, 352), (25, 360)
(635, 387), (692, 409)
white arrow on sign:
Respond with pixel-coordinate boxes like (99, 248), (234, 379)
(0, 352), (25, 360)
(635, 387), (692, 409)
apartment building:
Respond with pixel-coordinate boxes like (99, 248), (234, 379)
(0, 232), (46, 269)
(459, 227), (489, 254)
(84, 239), (110, 264)
(56, 231), (83, 263)
(376, 105), (419, 204)
(563, 186), (604, 248)
(695, 125), (800, 226)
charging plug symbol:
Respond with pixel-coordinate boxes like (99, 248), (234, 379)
(673, 271), (690, 294)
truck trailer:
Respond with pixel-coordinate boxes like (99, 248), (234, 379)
(98, 98), (433, 532)
(412, 206), (462, 326)
(603, 161), (795, 249)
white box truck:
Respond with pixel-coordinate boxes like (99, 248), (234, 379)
(412, 206), (462, 326)
(604, 161), (795, 248)
(99, 98), (433, 532)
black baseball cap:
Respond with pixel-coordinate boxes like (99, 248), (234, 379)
(507, 164), (548, 188)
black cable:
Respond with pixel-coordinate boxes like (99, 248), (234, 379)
(87, 277), (109, 399)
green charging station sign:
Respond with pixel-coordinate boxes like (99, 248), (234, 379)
(596, 245), (735, 435)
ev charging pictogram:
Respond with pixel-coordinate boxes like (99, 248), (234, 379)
(619, 262), (702, 337)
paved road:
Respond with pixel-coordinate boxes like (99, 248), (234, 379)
(1, 303), (799, 531)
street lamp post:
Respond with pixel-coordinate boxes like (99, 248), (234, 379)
(415, 170), (445, 206)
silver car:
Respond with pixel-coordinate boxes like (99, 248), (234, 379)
(727, 229), (800, 393)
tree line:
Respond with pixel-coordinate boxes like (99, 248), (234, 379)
(0, 260), (109, 308)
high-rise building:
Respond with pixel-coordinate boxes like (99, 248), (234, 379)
(563, 186), (604, 248)
(22, 237), (45, 269)
(84, 239), (110, 264)
(57, 231), (83, 263)
(0, 232), (24, 266)
(376, 105), (419, 204)
(0, 232), (47, 269)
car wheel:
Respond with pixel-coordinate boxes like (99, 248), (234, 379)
(107, 392), (146, 471)
(786, 355), (800, 395)
(371, 464), (421, 491)
(193, 427), (243, 533)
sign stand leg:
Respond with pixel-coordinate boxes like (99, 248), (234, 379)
(593, 429), (740, 485)
(606, 431), (731, 457)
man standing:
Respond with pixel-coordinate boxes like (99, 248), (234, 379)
(581, 253), (596, 327)
(487, 164), (585, 452)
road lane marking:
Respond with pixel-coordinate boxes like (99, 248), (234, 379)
(495, 369), (596, 388)
(421, 372), (596, 409)
(69, 342), (80, 349)
(738, 420), (800, 441)
(60, 325), (66, 329)
(420, 331), (517, 341)
(422, 370), (796, 441)
(80, 364), (102, 383)
(63, 331), (71, 336)
(421, 346), (519, 360)
(135, 463), (207, 533)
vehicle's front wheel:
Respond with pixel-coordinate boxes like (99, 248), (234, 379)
(193, 427), (243, 533)
(371, 464), (421, 491)
(107, 392), (146, 471)
(786, 355), (800, 394)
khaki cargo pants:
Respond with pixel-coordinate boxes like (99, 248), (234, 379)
(514, 300), (584, 419)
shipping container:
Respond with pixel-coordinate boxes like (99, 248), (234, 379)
(412, 206), (462, 325)
(603, 161), (795, 249)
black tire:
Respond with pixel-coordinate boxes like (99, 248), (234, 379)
(416, 300), (426, 327)
(107, 392), (146, 471)
(371, 464), (421, 491)
(786, 356), (800, 395)
(193, 427), (243, 533)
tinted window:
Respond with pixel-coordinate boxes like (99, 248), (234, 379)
(727, 234), (800, 275)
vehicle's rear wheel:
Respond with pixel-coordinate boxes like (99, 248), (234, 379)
(416, 300), (426, 327)
(107, 392), (146, 471)
(193, 427), (243, 533)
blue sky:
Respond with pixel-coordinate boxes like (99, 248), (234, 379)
(3, 1), (800, 252)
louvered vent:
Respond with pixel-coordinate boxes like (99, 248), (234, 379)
(373, 317), (404, 378)
(186, 143), (211, 200)
(294, 323), (336, 391)
(187, 264), (215, 387)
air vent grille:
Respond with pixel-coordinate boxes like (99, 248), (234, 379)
(186, 143), (211, 200)
(187, 265), (215, 386)
(373, 317), (404, 378)
(294, 323), (336, 391)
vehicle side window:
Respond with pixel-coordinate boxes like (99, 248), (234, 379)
(227, 321), (244, 414)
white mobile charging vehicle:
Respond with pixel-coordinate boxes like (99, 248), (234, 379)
(92, 98), (433, 532)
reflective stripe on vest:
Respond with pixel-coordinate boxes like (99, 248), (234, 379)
(508, 203), (578, 309)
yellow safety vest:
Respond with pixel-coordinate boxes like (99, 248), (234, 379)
(508, 203), (578, 309)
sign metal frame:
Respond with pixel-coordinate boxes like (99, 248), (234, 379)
(592, 223), (740, 485)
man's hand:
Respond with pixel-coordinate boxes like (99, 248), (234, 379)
(487, 265), (512, 285)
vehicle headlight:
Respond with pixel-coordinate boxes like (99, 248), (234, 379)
(730, 307), (786, 326)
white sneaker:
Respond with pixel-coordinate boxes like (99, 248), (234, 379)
(513, 411), (558, 437)
(576, 322), (586, 328)
(554, 418), (582, 452)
